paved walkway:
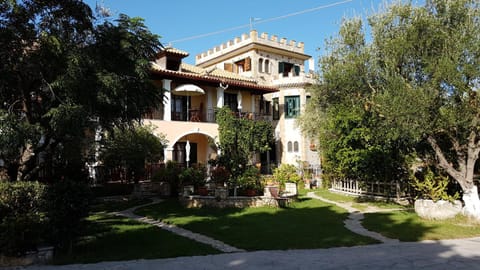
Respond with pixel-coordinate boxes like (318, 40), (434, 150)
(307, 192), (400, 243)
(18, 237), (480, 270)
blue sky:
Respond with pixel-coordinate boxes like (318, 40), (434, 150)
(83, 0), (393, 65)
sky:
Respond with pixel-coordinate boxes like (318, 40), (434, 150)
(82, 0), (394, 67)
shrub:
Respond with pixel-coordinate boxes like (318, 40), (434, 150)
(179, 165), (207, 190)
(44, 179), (92, 251)
(210, 165), (231, 187)
(410, 168), (460, 202)
(152, 161), (182, 196)
(237, 166), (263, 191)
(0, 181), (46, 256)
(273, 164), (302, 188)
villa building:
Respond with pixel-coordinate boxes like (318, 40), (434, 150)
(146, 47), (277, 168)
(146, 30), (320, 173)
(195, 30), (320, 171)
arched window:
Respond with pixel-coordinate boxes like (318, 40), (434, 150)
(287, 141), (292, 152)
(293, 141), (299, 152)
(258, 58), (263, 73)
(265, 59), (270, 73)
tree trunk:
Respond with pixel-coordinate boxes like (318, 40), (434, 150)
(427, 136), (480, 219)
(463, 185), (480, 219)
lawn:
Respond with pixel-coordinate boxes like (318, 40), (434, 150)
(135, 196), (380, 251)
(53, 199), (220, 264)
(363, 210), (480, 241)
(315, 188), (480, 241)
(315, 189), (408, 211)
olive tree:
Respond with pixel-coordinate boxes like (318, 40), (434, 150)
(301, 0), (480, 218)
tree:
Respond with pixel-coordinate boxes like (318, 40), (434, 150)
(0, 0), (163, 181)
(301, 0), (480, 219)
(370, 0), (480, 218)
(215, 107), (274, 192)
(100, 125), (166, 182)
(299, 19), (410, 187)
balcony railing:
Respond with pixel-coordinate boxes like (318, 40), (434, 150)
(145, 108), (272, 123)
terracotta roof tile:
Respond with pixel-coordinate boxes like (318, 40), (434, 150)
(163, 47), (189, 56)
(150, 62), (277, 92)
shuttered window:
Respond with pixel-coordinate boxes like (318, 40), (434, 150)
(245, 57), (251, 71)
(224, 63), (233, 72)
(294, 65), (300, 76)
(285, 95), (300, 118)
(273, 98), (279, 120)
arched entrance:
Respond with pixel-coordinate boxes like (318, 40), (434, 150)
(171, 132), (217, 167)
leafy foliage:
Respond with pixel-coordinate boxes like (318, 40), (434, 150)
(215, 107), (274, 188)
(209, 165), (231, 186)
(179, 165), (207, 190)
(0, 0), (163, 181)
(151, 161), (182, 196)
(273, 164), (301, 187)
(44, 179), (92, 250)
(411, 168), (460, 202)
(0, 181), (46, 256)
(101, 125), (166, 183)
(237, 166), (263, 191)
(300, 0), (480, 207)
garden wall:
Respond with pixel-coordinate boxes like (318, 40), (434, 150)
(179, 195), (292, 208)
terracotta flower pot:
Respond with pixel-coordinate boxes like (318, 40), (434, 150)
(197, 186), (209, 196)
(245, 189), (257, 197)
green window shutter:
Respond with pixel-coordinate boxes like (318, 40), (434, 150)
(294, 65), (300, 76)
(278, 62), (284, 74)
(285, 96), (300, 118)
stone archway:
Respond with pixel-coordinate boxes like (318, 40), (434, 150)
(167, 131), (218, 167)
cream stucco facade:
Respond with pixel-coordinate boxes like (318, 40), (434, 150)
(195, 30), (320, 170)
(146, 47), (277, 168)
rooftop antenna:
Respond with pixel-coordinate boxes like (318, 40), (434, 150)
(249, 17), (262, 31)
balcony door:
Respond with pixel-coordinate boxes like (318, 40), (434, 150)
(171, 95), (190, 121)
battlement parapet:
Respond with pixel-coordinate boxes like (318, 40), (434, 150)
(196, 30), (305, 65)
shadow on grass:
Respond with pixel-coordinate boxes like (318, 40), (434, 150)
(53, 214), (220, 265)
(362, 210), (433, 241)
(136, 197), (427, 251)
(363, 210), (480, 241)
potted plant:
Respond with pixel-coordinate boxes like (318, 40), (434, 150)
(238, 166), (262, 196)
(273, 164), (301, 190)
(210, 165), (230, 187)
(179, 165), (207, 195)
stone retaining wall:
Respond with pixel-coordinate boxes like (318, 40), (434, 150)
(180, 195), (292, 208)
(0, 246), (53, 267)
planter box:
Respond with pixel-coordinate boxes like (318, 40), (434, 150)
(214, 187), (228, 199)
(414, 199), (462, 220)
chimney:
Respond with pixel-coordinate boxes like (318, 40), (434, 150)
(308, 58), (315, 72)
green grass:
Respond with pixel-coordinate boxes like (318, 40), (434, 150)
(136, 197), (380, 251)
(363, 210), (480, 241)
(315, 189), (409, 211)
(90, 197), (152, 213)
(53, 200), (220, 264)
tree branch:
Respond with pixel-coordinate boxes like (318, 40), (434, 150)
(427, 135), (467, 190)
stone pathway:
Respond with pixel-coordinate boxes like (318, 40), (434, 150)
(114, 199), (245, 253)
(307, 192), (400, 244)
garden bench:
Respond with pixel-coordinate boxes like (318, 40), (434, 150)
(267, 186), (289, 207)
